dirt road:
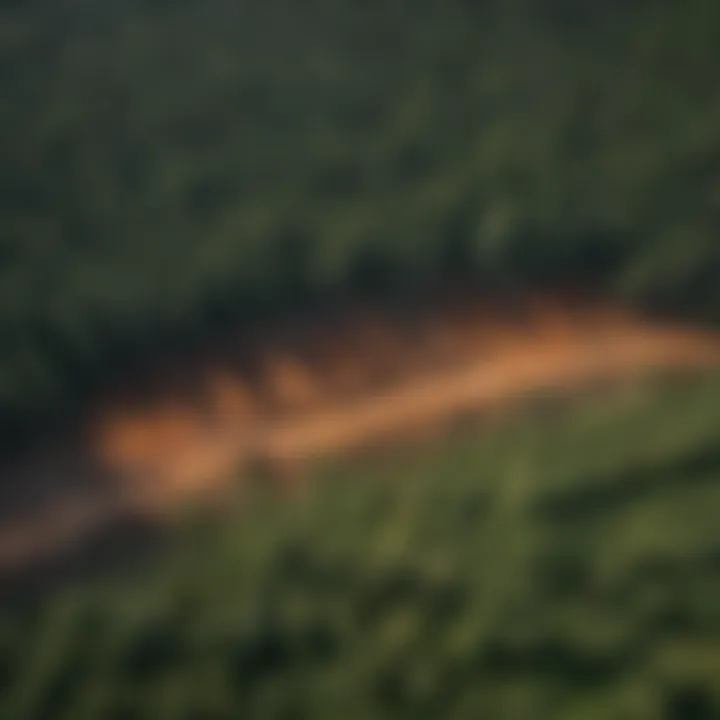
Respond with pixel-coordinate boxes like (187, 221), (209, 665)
(2, 294), (720, 574)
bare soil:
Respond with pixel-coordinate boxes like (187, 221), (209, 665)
(2, 292), (720, 575)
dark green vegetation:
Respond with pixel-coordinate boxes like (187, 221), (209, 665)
(2, 376), (720, 718)
(4, 3), (720, 715)
(3, 0), (720, 443)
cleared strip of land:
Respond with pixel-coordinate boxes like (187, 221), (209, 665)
(3, 295), (720, 573)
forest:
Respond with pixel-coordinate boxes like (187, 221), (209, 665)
(3, 377), (720, 718)
(4, 2), (720, 717)
(2, 0), (720, 448)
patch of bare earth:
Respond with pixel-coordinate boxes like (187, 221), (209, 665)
(2, 293), (720, 575)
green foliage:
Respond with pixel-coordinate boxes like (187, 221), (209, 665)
(3, 376), (720, 718)
(3, 0), (720, 434)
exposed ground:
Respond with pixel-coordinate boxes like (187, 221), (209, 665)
(2, 291), (720, 576)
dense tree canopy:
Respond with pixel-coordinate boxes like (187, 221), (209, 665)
(2, 0), (720, 441)
(4, 378), (720, 718)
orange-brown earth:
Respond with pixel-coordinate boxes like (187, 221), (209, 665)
(2, 292), (720, 575)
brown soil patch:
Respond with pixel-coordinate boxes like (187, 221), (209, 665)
(2, 292), (720, 575)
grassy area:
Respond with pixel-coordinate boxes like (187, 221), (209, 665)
(3, 0), (720, 439)
(2, 375), (720, 718)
